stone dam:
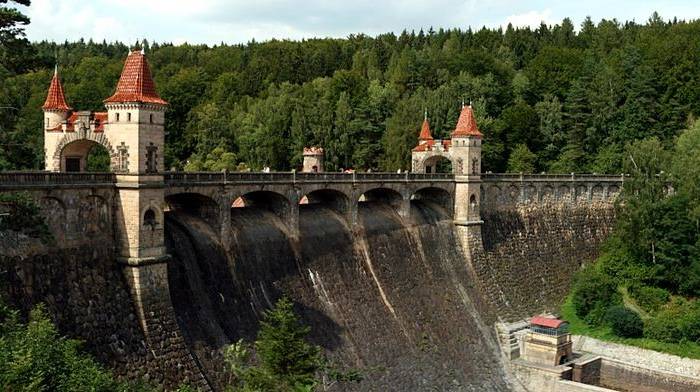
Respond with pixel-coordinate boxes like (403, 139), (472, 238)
(0, 172), (621, 391)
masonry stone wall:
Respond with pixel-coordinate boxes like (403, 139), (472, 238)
(597, 359), (700, 392)
(467, 199), (616, 322)
(0, 232), (209, 390)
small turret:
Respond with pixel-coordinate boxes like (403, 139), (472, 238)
(302, 147), (324, 173)
(42, 65), (72, 130)
(418, 110), (433, 144)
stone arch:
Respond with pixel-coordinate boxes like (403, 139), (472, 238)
(300, 188), (350, 217)
(523, 185), (537, 203)
(608, 185), (620, 199)
(411, 186), (453, 216)
(77, 194), (111, 236)
(234, 190), (291, 221)
(541, 185), (555, 202)
(38, 196), (67, 238)
(51, 131), (118, 172)
(420, 153), (454, 174)
(485, 184), (501, 205)
(140, 203), (163, 230)
(469, 193), (478, 214)
(591, 184), (604, 201)
(575, 185), (588, 202)
(506, 185), (520, 203)
(165, 192), (220, 226)
(557, 185), (571, 202)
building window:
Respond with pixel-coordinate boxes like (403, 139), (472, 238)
(472, 158), (479, 175)
(127, 112), (131, 122)
(117, 142), (129, 172)
(115, 113), (120, 122)
(143, 208), (157, 230)
(149, 114), (153, 123)
(146, 142), (158, 173)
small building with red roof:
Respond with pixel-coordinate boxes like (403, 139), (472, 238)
(522, 315), (573, 366)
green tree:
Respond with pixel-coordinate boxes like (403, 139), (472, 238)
(0, 0), (34, 73)
(0, 302), (147, 392)
(507, 144), (536, 173)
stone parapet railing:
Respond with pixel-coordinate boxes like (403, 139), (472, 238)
(162, 171), (455, 185)
(0, 171), (117, 187)
(481, 173), (626, 183)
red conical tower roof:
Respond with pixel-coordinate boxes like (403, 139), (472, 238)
(104, 50), (167, 105)
(42, 66), (72, 111)
(451, 104), (482, 138)
(418, 117), (433, 141)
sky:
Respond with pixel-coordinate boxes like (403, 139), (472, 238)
(17, 0), (700, 45)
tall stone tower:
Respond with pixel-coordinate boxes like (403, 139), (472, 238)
(103, 50), (169, 265)
(451, 104), (483, 224)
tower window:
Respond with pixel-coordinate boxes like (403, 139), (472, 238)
(115, 113), (120, 122)
(146, 142), (158, 173)
(143, 208), (157, 230)
(149, 114), (153, 123)
(127, 112), (131, 122)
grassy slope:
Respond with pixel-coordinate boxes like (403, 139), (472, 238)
(560, 295), (700, 360)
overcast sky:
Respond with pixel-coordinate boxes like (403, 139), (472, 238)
(18, 0), (700, 45)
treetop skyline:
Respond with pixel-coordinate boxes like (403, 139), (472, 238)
(19, 0), (700, 45)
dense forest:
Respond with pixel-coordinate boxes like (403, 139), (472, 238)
(1, 3), (700, 173)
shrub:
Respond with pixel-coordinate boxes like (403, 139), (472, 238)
(644, 298), (700, 343)
(0, 301), (145, 391)
(0, 192), (52, 242)
(571, 267), (621, 326)
(605, 305), (643, 338)
(628, 285), (670, 313)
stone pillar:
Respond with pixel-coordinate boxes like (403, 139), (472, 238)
(454, 175), (481, 224)
(122, 262), (211, 390)
(219, 194), (232, 252)
(115, 174), (211, 390)
(287, 190), (300, 240)
(397, 195), (411, 219)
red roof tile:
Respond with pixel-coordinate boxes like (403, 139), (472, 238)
(530, 316), (567, 329)
(42, 67), (72, 111)
(451, 105), (482, 138)
(418, 118), (433, 141)
(46, 111), (107, 133)
(104, 50), (167, 105)
(412, 139), (451, 152)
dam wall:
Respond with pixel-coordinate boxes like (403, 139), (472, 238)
(465, 176), (619, 321)
(0, 172), (623, 390)
(165, 200), (515, 391)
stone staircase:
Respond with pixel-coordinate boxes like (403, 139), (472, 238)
(496, 319), (530, 360)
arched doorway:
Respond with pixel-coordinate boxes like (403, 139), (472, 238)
(59, 139), (112, 172)
(422, 155), (453, 174)
(52, 133), (117, 172)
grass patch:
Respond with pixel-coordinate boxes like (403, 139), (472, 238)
(560, 294), (700, 359)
